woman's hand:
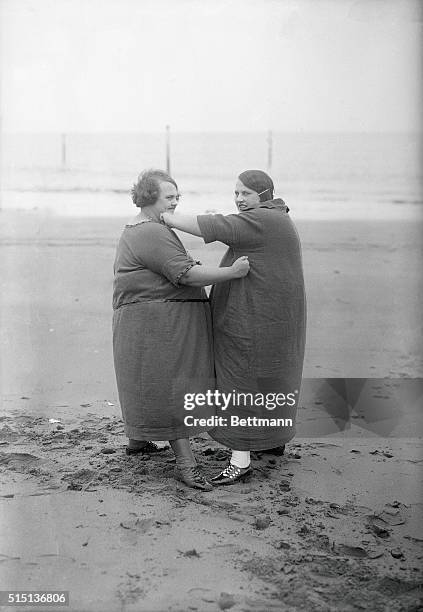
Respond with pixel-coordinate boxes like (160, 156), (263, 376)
(181, 256), (250, 286)
(160, 212), (173, 227)
(230, 256), (250, 278)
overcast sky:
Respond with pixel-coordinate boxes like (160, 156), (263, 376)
(1, 0), (422, 133)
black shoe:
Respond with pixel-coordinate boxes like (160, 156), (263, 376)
(174, 465), (213, 491)
(125, 441), (169, 456)
(260, 445), (285, 456)
(211, 463), (253, 486)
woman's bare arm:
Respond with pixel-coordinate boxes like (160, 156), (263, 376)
(161, 212), (202, 237)
(180, 257), (249, 287)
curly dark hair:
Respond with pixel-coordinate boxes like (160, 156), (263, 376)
(131, 169), (178, 208)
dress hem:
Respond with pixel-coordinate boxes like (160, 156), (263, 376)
(124, 423), (213, 441)
(208, 427), (296, 451)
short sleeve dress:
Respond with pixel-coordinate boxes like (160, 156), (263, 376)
(112, 220), (215, 441)
(197, 199), (306, 451)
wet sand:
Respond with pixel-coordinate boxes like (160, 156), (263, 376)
(0, 210), (422, 611)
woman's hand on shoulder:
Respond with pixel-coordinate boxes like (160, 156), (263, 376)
(160, 212), (173, 227)
(230, 256), (250, 278)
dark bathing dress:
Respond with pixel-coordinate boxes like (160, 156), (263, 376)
(113, 220), (214, 441)
(197, 199), (306, 451)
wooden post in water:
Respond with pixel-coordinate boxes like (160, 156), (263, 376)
(61, 133), (67, 170)
(0, 115), (2, 210)
(267, 129), (273, 172)
(165, 125), (171, 174)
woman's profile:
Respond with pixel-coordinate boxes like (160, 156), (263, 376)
(162, 169), (306, 484)
(112, 169), (250, 490)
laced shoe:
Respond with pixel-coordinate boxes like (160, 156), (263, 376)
(174, 465), (213, 491)
(211, 462), (253, 486)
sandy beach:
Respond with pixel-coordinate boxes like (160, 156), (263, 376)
(0, 210), (422, 612)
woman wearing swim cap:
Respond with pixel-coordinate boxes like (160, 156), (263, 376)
(161, 170), (306, 485)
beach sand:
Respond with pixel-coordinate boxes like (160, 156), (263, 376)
(0, 210), (422, 611)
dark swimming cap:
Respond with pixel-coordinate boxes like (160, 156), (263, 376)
(238, 169), (274, 202)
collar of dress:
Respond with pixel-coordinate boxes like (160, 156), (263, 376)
(241, 198), (289, 213)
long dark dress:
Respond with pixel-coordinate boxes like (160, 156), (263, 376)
(197, 199), (306, 451)
(112, 220), (214, 440)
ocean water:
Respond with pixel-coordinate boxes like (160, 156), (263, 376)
(1, 132), (421, 220)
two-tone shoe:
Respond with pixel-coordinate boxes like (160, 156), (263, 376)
(211, 463), (253, 486)
(174, 465), (213, 491)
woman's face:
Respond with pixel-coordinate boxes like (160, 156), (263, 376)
(154, 181), (180, 215)
(234, 179), (260, 212)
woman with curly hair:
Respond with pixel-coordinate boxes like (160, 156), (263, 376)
(112, 169), (249, 491)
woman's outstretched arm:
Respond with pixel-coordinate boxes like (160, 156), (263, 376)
(161, 212), (202, 237)
(179, 256), (249, 287)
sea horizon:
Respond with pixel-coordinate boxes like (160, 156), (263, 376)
(1, 131), (421, 220)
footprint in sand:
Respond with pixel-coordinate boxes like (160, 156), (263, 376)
(119, 517), (154, 545)
(0, 426), (20, 442)
(0, 452), (43, 473)
(61, 468), (97, 490)
(119, 517), (154, 533)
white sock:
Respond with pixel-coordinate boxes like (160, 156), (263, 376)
(230, 450), (250, 469)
